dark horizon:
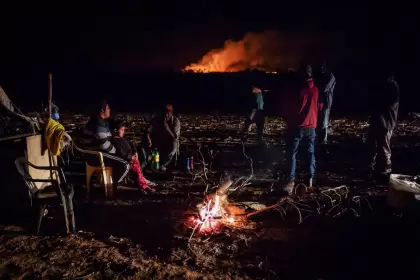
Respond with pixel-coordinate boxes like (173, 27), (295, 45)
(0, 3), (419, 115)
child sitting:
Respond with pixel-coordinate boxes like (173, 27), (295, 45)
(112, 120), (156, 192)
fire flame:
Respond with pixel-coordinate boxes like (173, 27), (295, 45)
(188, 194), (237, 234)
(184, 31), (283, 73)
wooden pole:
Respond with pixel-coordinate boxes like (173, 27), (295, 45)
(48, 73), (52, 118)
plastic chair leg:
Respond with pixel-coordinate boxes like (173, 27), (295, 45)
(37, 205), (46, 235)
(86, 167), (94, 200)
(104, 169), (114, 199)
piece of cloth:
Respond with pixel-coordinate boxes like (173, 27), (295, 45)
(285, 79), (323, 129)
(368, 125), (393, 175)
(247, 89), (264, 111)
(287, 127), (316, 180)
(44, 118), (65, 155)
(84, 152), (130, 184)
(318, 107), (330, 144)
(111, 137), (138, 162)
(256, 92), (264, 110)
(244, 109), (265, 138)
(51, 112), (60, 121)
(84, 116), (116, 154)
(369, 79), (400, 131)
(130, 159), (148, 189)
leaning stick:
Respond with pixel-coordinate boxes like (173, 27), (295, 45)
(48, 73), (52, 117)
(246, 197), (290, 218)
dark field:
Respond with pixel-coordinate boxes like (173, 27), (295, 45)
(1, 114), (420, 280)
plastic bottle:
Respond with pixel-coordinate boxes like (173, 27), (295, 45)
(151, 149), (160, 170)
(186, 157), (190, 170)
(154, 150), (160, 170)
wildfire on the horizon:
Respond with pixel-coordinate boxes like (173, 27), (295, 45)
(184, 31), (284, 73)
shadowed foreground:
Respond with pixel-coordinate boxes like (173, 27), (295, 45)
(1, 114), (420, 279)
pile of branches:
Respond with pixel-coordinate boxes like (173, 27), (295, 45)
(246, 185), (375, 224)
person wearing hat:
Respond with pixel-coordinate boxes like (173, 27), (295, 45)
(151, 104), (181, 172)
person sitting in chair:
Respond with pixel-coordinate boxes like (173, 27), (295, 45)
(112, 120), (156, 192)
(84, 99), (130, 190)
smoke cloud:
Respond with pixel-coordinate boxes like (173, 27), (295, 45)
(184, 30), (323, 73)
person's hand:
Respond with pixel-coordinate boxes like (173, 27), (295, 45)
(164, 122), (170, 130)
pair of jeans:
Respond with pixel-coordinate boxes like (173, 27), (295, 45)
(368, 125), (393, 175)
(244, 109), (265, 138)
(287, 127), (316, 180)
(318, 107), (330, 144)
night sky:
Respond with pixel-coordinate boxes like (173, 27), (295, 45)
(1, 2), (417, 73)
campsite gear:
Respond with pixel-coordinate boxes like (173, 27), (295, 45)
(0, 86), (39, 134)
(44, 118), (65, 156)
(387, 174), (420, 211)
(51, 112), (59, 121)
(15, 157), (76, 235)
(73, 142), (115, 199)
(187, 157), (190, 170)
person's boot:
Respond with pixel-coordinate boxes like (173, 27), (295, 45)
(283, 180), (295, 195)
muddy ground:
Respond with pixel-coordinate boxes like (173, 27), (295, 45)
(1, 114), (420, 280)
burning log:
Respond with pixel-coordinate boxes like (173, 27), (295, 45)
(197, 179), (232, 221)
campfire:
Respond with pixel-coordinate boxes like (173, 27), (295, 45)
(187, 180), (246, 235)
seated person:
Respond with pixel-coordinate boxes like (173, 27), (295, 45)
(112, 120), (156, 192)
(84, 99), (130, 189)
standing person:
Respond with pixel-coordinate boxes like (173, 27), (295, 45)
(83, 99), (130, 189)
(111, 121), (157, 192)
(283, 78), (323, 194)
(243, 86), (265, 141)
(139, 115), (154, 169)
(317, 63), (336, 145)
(151, 104), (180, 172)
(367, 71), (400, 185)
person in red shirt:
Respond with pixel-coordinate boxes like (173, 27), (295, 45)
(282, 77), (323, 194)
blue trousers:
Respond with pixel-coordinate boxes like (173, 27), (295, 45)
(287, 128), (316, 180)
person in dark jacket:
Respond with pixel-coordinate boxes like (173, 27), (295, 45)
(84, 99), (130, 188)
(367, 71), (400, 183)
(112, 121), (156, 192)
(316, 63), (336, 144)
(282, 77), (323, 194)
(139, 117), (153, 168)
(151, 104), (180, 172)
(243, 86), (266, 141)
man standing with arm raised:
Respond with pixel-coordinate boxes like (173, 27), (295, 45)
(283, 77), (323, 195)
